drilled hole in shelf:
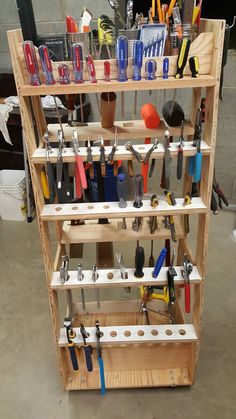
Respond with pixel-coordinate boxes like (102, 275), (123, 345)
(165, 329), (172, 336)
(99, 331), (104, 337)
(124, 331), (131, 337)
(107, 272), (113, 280)
(55, 207), (62, 212)
(151, 329), (158, 336)
(72, 207), (78, 211)
(103, 205), (110, 209)
(179, 329), (186, 336)
(87, 205), (94, 209)
(110, 331), (117, 337)
(138, 146), (145, 150)
(137, 330), (144, 336)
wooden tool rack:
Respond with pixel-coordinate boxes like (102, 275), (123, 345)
(8, 18), (225, 390)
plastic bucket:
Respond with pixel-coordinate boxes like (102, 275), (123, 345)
(0, 170), (26, 221)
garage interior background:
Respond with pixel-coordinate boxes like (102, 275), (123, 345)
(0, 0), (235, 202)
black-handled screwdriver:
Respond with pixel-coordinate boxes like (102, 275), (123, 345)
(134, 241), (145, 278)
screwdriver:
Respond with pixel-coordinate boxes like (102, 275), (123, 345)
(162, 57), (169, 79)
(132, 40), (143, 114)
(160, 130), (171, 190)
(104, 60), (110, 82)
(175, 38), (191, 79)
(80, 324), (93, 372)
(38, 45), (55, 85)
(188, 108), (202, 182)
(22, 40), (41, 86)
(149, 240), (155, 267)
(72, 130), (87, 199)
(117, 36), (128, 118)
(177, 120), (184, 180)
(71, 43), (84, 84)
(134, 241), (145, 278)
(117, 173), (127, 208)
(189, 56), (200, 78)
(58, 64), (70, 84)
(95, 320), (106, 395)
(152, 248), (167, 278)
(86, 55), (97, 83)
(133, 174), (144, 208)
(145, 59), (157, 96)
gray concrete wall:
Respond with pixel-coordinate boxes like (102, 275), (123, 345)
(0, 1), (235, 201)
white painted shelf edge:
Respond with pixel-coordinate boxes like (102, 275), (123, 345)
(59, 324), (198, 346)
(51, 266), (201, 289)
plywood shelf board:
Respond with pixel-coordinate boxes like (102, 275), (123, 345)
(51, 265), (201, 290)
(59, 324), (197, 346)
(65, 367), (192, 390)
(32, 140), (212, 164)
(20, 75), (216, 96)
(46, 119), (194, 142)
(41, 197), (207, 221)
(61, 216), (184, 243)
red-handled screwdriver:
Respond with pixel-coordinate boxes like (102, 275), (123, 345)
(104, 60), (110, 82)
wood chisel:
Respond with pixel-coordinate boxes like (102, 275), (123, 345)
(181, 254), (193, 313)
(177, 120), (184, 180)
(77, 263), (86, 311)
(160, 130), (171, 190)
(175, 38), (191, 79)
(72, 130), (87, 198)
(92, 264), (100, 309)
(99, 135), (106, 177)
(107, 127), (118, 177)
(64, 317), (79, 371)
(22, 40), (41, 86)
(87, 138), (94, 179)
(80, 324), (93, 372)
(134, 241), (145, 278)
(95, 320), (106, 395)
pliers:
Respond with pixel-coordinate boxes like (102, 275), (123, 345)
(211, 169), (229, 214)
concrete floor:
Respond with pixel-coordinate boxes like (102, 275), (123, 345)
(0, 211), (236, 419)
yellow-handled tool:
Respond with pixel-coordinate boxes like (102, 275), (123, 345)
(140, 285), (169, 304)
(41, 166), (50, 200)
(175, 38), (191, 79)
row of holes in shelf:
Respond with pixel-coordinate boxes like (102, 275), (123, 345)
(74, 329), (187, 339)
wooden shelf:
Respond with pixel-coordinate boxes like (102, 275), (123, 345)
(40, 197), (207, 222)
(32, 140), (212, 164)
(64, 367), (192, 390)
(46, 119), (195, 143)
(20, 75), (216, 97)
(59, 324), (197, 346)
(51, 265), (201, 290)
(61, 216), (184, 244)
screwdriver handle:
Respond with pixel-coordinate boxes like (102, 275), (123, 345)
(152, 248), (167, 278)
(117, 173), (127, 208)
(185, 283), (191, 313)
(84, 345), (93, 372)
(75, 163), (82, 199)
(188, 156), (195, 177)
(68, 344), (79, 370)
(41, 169), (50, 200)
(193, 151), (202, 183)
(177, 147), (183, 180)
(134, 245), (145, 278)
(98, 356), (106, 395)
(167, 270), (176, 303)
(75, 155), (87, 189)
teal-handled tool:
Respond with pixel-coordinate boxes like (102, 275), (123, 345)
(95, 320), (106, 395)
(188, 108), (202, 182)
